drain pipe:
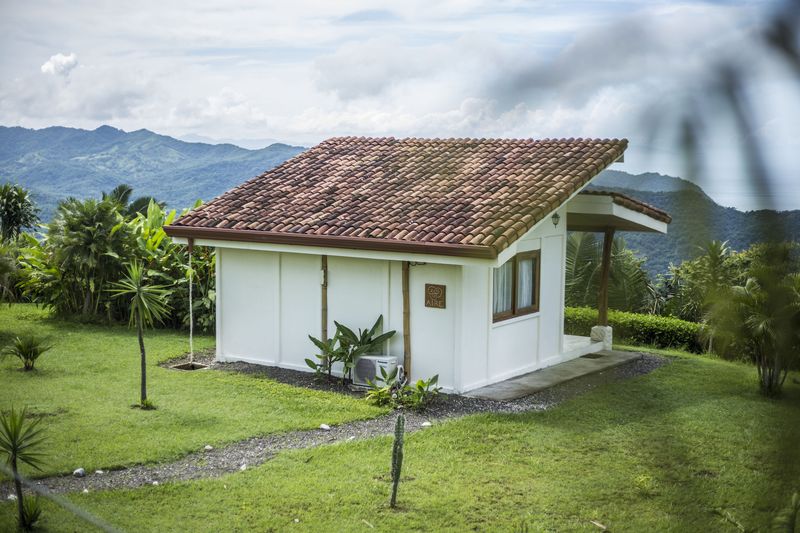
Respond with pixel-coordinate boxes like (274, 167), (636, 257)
(188, 237), (194, 364)
(402, 261), (411, 378)
(321, 255), (328, 341)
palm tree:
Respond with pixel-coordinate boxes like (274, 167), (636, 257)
(48, 197), (130, 315)
(103, 183), (163, 218)
(707, 244), (800, 396)
(0, 407), (46, 530)
(108, 261), (171, 407)
(565, 232), (651, 313)
(0, 183), (39, 243)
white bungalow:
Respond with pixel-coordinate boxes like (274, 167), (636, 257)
(165, 137), (670, 394)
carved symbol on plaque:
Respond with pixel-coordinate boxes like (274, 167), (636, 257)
(424, 284), (446, 309)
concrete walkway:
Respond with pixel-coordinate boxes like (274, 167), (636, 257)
(466, 350), (642, 401)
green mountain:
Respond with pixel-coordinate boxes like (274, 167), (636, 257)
(591, 170), (800, 275)
(2, 125), (796, 276)
(0, 125), (304, 220)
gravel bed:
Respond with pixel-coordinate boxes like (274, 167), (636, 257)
(4, 352), (667, 497)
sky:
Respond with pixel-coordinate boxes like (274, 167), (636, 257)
(1, 0), (798, 211)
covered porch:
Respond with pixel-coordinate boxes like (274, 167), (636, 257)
(470, 190), (671, 400)
(560, 189), (671, 349)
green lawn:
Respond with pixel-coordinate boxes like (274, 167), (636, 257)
(3, 342), (798, 531)
(0, 304), (384, 477)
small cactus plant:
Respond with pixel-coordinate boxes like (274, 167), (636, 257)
(389, 414), (405, 508)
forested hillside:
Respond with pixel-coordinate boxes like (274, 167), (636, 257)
(1, 125), (796, 276)
(0, 125), (304, 220)
(591, 170), (800, 274)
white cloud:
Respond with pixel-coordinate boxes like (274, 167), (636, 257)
(40, 52), (78, 76)
(0, 0), (796, 209)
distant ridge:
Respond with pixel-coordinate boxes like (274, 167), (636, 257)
(0, 125), (305, 220)
(591, 169), (800, 274)
(1, 125), (797, 275)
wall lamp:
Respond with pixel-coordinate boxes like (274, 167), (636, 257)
(551, 212), (561, 227)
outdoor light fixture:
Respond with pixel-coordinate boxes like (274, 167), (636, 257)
(551, 212), (561, 227)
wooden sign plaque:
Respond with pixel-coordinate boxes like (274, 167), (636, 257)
(424, 284), (446, 309)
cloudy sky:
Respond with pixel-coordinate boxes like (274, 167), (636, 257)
(1, 0), (798, 210)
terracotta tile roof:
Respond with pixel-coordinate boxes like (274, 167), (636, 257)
(580, 190), (672, 224)
(166, 136), (628, 258)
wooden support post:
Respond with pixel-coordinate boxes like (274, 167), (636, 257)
(402, 261), (411, 377)
(321, 255), (328, 341)
(598, 227), (615, 327)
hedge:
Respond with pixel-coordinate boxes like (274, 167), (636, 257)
(564, 307), (704, 353)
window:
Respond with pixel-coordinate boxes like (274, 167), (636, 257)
(492, 250), (540, 322)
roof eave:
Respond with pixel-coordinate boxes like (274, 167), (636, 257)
(163, 225), (498, 260)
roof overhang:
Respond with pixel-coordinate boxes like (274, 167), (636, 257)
(163, 225), (498, 260)
(566, 193), (669, 233)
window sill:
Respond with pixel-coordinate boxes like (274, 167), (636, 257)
(491, 312), (540, 329)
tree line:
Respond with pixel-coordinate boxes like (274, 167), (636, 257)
(566, 232), (800, 396)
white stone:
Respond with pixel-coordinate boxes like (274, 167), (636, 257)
(319, 424), (331, 431)
(294, 519), (300, 523)
(95, 470), (104, 475)
(204, 445), (213, 451)
(421, 421), (432, 428)
(152, 481), (159, 486)
(239, 464), (247, 471)
(590, 325), (613, 351)
(73, 468), (85, 478)
(82, 489), (89, 494)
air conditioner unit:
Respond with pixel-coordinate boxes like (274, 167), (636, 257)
(352, 355), (399, 387)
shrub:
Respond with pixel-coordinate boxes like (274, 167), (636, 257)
(21, 496), (42, 530)
(366, 367), (441, 411)
(1, 335), (53, 371)
(564, 306), (704, 353)
(307, 315), (396, 384)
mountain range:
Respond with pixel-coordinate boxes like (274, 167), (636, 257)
(0, 125), (304, 221)
(1, 125), (797, 275)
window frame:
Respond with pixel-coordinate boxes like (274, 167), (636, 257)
(492, 250), (541, 323)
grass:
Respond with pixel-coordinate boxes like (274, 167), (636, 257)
(0, 304), (385, 477)
(3, 344), (798, 531)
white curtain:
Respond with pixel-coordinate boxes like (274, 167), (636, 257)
(517, 257), (534, 308)
(493, 261), (513, 314)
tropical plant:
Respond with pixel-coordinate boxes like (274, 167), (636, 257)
(0, 407), (47, 530)
(108, 261), (172, 407)
(15, 196), (216, 330)
(565, 232), (652, 313)
(389, 414), (405, 509)
(335, 316), (396, 384)
(0, 183), (39, 243)
(405, 375), (441, 410)
(706, 243), (800, 396)
(1, 335), (53, 371)
(47, 196), (131, 316)
(366, 368), (441, 411)
(307, 316), (396, 384)
(306, 331), (344, 380)
(103, 183), (163, 218)
(0, 242), (17, 302)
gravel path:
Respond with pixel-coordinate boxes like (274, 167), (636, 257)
(3, 352), (666, 497)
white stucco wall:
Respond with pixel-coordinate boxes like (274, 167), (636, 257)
(214, 205), (568, 393)
(456, 205), (568, 391)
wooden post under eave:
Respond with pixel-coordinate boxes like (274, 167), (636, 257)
(402, 261), (411, 377)
(598, 227), (615, 326)
(321, 255), (328, 341)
